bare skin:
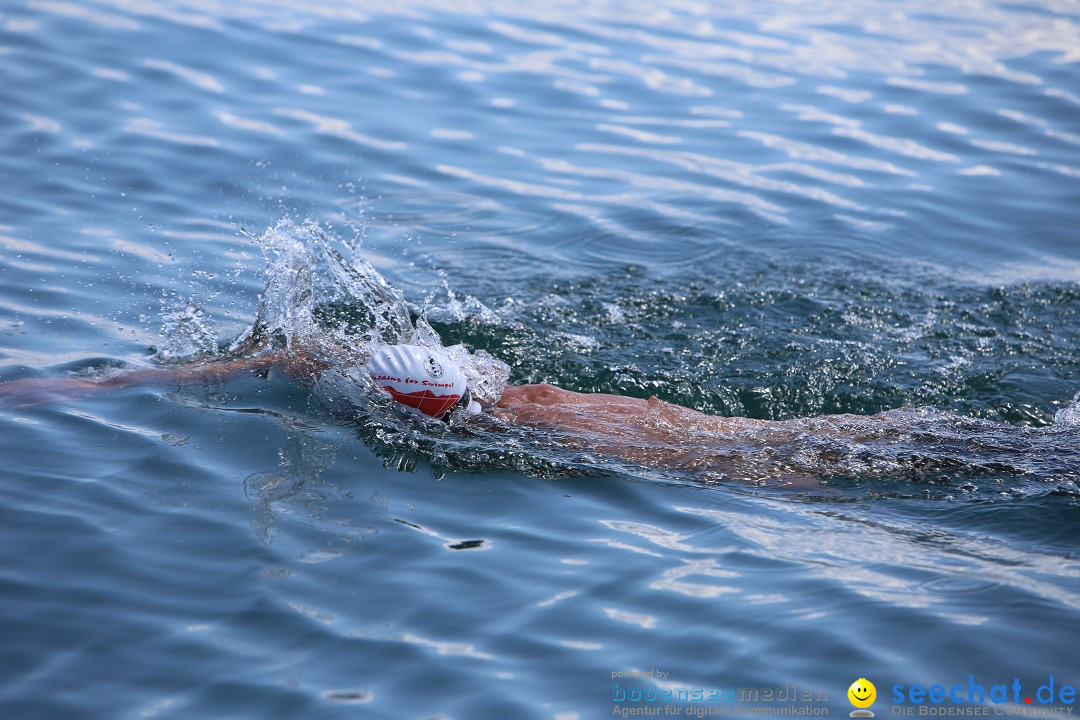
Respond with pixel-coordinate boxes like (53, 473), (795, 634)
(493, 384), (879, 445)
(495, 383), (766, 440)
(489, 383), (767, 478)
(0, 353), (323, 408)
(0, 365), (228, 408)
(488, 383), (959, 487)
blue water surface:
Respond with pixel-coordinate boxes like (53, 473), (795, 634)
(1, 1), (1079, 718)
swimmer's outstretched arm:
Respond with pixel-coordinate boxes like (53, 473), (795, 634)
(0, 350), (330, 408)
(0, 358), (267, 408)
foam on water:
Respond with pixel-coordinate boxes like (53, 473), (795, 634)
(157, 303), (219, 361)
(243, 219), (512, 408)
(1053, 392), (1080, 429)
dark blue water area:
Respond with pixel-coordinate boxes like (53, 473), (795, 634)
(2, 1), (1080, 718)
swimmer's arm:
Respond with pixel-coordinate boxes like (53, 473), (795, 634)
(0, 351), (327, 408)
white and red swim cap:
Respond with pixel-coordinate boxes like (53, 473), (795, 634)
(365, 344), (468, 419)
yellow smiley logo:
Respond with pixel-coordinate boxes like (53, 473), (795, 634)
(848, 678), (876, 711)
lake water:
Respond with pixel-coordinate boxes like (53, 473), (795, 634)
(1, 0), (1079, 718)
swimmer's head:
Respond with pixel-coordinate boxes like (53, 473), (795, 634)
(365, 344), (478, 420)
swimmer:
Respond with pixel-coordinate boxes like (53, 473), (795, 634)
(0, 342), (1069, 486)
